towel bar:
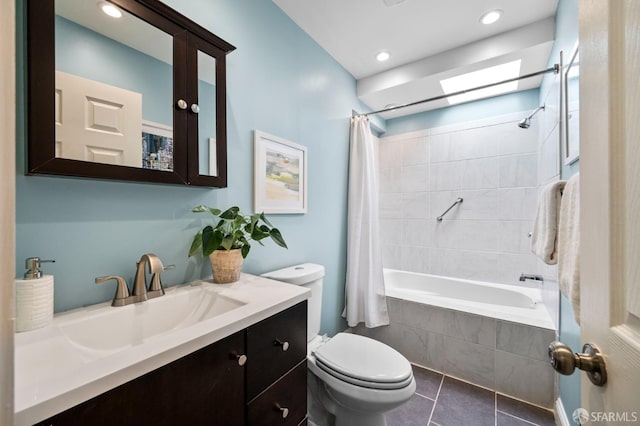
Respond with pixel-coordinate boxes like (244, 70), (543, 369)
(436, 197), (463, 221)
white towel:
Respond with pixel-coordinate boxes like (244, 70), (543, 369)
(531, 180), (566, 264)
(558, 173), (580, 324)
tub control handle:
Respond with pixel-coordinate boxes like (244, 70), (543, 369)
(275, 403), (289, 419)
(274, 339), (289, 351)
(548, 341), (607, 386)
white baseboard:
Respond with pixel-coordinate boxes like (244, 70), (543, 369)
(555, 398), (571, 426)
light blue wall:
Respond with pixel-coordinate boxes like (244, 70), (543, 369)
(539, 0), (581, 419)
(16, 0), (375, 336)
(383, 89), (540, 136)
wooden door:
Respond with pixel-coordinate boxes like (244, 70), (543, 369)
(55, 71), (142, 167)
(579, 0), (640, 421)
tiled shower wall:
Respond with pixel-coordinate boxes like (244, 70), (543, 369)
(378, 112), (541, 286)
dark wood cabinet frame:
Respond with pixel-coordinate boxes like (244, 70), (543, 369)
(26, 0), (235, 187)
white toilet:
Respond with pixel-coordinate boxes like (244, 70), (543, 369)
(262, 263), (416, 426)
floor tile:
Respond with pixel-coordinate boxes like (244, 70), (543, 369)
(412, 365), (443, 399)
(386, 394), (434, 426)
(497, 394), (555, 426)
(430, 377), (495, 426)
(497, 412), (536, 425)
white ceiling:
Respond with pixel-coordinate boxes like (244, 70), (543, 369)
(274, 0), (558, 119)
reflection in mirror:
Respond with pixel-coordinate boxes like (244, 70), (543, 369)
(564, 45), (579, 165)
(197, 50), (217, 177)
(54, 0), (174, 171)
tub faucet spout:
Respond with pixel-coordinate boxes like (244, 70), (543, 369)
(519, 273), (543, 282)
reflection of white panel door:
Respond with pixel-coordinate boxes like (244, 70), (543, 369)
(55, 71), (142, 167)
(580, 0), (640, 420)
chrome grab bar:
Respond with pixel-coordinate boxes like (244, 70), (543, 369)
(436, 197), (463, 221)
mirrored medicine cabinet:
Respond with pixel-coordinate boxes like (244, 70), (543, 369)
(26, 0), (235, 187)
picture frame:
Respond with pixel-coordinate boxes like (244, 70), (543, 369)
(254, 131), (307, 214)
(141, 120), (174, 171)
(208, 138), (217, 176)
(563, 44), (580, 165)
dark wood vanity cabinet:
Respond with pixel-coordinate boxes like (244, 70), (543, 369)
(36, 301), (308, 426)
(246, 302), (308, 426)
(36, 330), (246, 426)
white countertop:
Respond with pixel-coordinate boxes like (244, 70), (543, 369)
(14, 273), (310, 425)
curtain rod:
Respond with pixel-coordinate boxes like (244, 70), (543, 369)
(361, 64), (560, 117)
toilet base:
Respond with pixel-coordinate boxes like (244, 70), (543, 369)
(308, 367), (412, 426)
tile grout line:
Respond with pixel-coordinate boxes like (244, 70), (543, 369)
(414, 391), (436, 402)
(495, 390), (498, 426)
(497, 409), (543, 426)
(426, 373), (445, 425)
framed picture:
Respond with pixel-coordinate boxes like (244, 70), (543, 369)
(254, 131), (307, 214)
(142, 120), (174, 171)
(563, 44), (580, 165)
(208, 138), (217, 176)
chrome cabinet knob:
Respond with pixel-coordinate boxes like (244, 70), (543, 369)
(231, 353), (247, 366)
(274, 339), (289, 351)
(177, 99), (188, 110)
(191, 103), (200, 114)
(275, 403), (289, 419)
(548, 341), (607, 386)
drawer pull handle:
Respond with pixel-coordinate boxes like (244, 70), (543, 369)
(275, 403), (289, 419)
(274, 339), (289, 351)
(231, 352), (247, 366)
(236, 354), (247, 366)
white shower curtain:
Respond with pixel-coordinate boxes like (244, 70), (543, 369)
(342, 115), (390, 328)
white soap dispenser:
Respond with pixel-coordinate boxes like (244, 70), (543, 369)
(15, 257), (55, 332)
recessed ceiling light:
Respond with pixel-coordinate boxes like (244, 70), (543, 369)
(440, 60), (521, 105)
(376, 51), (390, 62)
(98, 1), (123, 18)
(480, 9), (503, 25)
(383, 0), (407, 7)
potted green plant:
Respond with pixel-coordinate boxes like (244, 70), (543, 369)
(189, 205), (288, 283)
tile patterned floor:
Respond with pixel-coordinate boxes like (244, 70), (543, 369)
(386, 365), (555, 426)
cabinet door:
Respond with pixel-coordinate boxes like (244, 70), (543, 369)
(36, 331), (245, 426)
(186, 33), (228, 187)
(246, 302), (307, 400)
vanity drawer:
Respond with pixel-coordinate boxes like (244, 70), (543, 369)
(247, 360), (307, 426)
(246, 301), (307, 400)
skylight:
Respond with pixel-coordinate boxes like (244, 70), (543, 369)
(440, 60), (522, 105)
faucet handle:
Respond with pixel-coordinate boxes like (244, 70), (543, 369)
(148, 264), (175, 299)
(96, 276), (131, 307)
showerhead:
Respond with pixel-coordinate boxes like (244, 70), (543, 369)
(518, 118), (531, 129)
(518, 105), (545, 129)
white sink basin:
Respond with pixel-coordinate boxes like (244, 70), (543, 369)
(15, 274), (311, 426)
(59, 284), (245, 352)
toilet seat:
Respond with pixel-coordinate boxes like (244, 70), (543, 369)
(312, 333), (413, 390)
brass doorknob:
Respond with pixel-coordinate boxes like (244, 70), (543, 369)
(548, 341), (607, 386)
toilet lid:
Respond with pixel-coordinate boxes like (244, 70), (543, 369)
(313, 333), (412, 389)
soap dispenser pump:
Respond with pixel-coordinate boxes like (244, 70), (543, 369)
(15, 257), (55, 332)
(24, 257), (55, 279)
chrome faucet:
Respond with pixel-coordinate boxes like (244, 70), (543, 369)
(96, 254), (174, 306)
(132, 253), (165, 301)
(519, 273), (543, 282)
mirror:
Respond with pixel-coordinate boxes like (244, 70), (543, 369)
(27, 0), (235, 186)
(563, 44), (579, 165)
(55, 0), (175, 171)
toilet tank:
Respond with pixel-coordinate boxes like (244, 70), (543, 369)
(261, 263), (325, 341)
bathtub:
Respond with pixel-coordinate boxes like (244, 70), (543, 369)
(352, 269), (557, 408)
(384, 268), (554, 330)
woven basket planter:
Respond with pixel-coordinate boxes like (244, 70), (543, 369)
(209, 249), (243, 284)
